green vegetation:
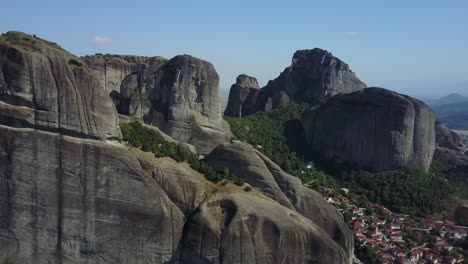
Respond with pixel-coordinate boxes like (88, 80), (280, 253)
(87, 53), (167, 64)
(224, 100), (462, 216)
(0, 258), (14, 264)
(224, 101), (337, 188)
(338, 167), (450, 216)
(431, 160), (468, 198)
(0, 31), (63, 52)
(121, 121), (243, 184)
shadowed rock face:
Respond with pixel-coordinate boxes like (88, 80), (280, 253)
(302, 87), (436, 172)
(83, 55), (168, 118)
(0, 32), (121, 140)
(205, 140), (354, 261)
(225, 48), (366, 116)
(224, 74), (260, 117)
(0, 32), (351, 263)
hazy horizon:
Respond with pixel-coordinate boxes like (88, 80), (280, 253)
(2, 0), (467, 99)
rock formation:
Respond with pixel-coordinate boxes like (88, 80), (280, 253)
(0, 32), (121, 140)
(86, 53), (231, 154)
(224, 74), (260, 117)
(224, 48), (366, 117)
(302, 87), (436, 172)
(143, 55), (231, 154)
(206, 140), (354, 261)
(0, 32), (352, 264)
(434, 122), (468, 167)
(83, 54), (167, 117)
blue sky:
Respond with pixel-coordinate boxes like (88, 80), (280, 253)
(2, 0), (467, 99)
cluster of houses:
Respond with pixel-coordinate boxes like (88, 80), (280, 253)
(325, 190), (467, 264)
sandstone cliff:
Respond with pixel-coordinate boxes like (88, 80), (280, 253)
(0, 32), (352, 264)
(224, 48), (366, 117)
(302, 87), (436, 172)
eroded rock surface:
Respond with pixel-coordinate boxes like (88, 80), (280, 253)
(174, 192), (348, 264)
(302, 87), (436, 172)
(224, 74), (260, 117)
(0, 126), (185, 264)
(206, 140), (353, 259)
(143, 55), (232, 154)
(0, 32), (121, 139)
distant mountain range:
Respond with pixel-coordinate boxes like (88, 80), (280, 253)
(427, 93), (468, 130)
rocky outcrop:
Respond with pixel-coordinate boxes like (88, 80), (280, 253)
(206, 140), (354, 260)
(83, 54), (167, 118)
(225, 48), (366, 116)
(0, 32), (351, 263)
(302, 87), (436, 172)
(143, 55), (231, 154)
(175, 192), (348, 264)
(224, 74), (260, 117)
(87, 53), (231, 154)
(0, 32), (121, 140)
(434, 122), (468, 167)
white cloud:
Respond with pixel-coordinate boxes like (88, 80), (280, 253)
(91, 36), (112, 44)
(344, 31), (360, 37)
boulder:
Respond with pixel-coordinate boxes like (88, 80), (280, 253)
(224, 74), (260, 117)
(0, 32), (121, 140)
(302, 87), (436, 172)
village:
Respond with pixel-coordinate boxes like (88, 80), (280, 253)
(324, 188), (468, 264)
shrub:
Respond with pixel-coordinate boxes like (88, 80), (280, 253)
(233, 177), (245, 186)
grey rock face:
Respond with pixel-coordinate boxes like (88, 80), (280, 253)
(0, 126), (185, 264)
(143, 55), (232, 154)
(206, 140), (354, 260)
(224, 74), (260, 117)
(87, 53), (232, 154)
(175, 193), (348, 264)
(206, 140), (295, 209)
(302, 87), (436, 172)
(0, 32), (121, 140)
(83, 55), (167, 118)
(434, 122), (468, 166)
(225, 48), (366, 116)
(255, 151), (354, 262)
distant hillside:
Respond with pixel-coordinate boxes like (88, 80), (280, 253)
(428, 94), (468, 130)
(429, 93), (468, 105)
